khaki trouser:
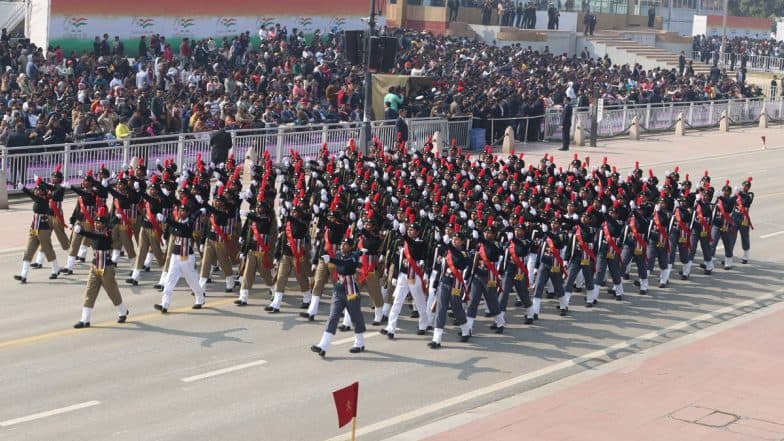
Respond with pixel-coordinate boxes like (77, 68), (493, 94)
(359, 271), (385, 308)
(111, 224), (137, 259)
(199, 238), (234, 278)
(241, 251), (275, 290)
(134, 227), (166, 270)
(273, 253), (311, 293)
(83, 265), (123, 308)
(311, 260), (338, 298)
(69, 222), (93, 257)
(162, 236), (176, 273)
(23, 228), (56, 262)
(50, 218), (71, 250)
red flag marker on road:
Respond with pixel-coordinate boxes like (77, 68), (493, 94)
(761, 135), (767, 150)
(333, 382), (359, 440)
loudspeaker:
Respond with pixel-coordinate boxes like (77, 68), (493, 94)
(344, 30), (365, 64)
(369, 36), (397, 72)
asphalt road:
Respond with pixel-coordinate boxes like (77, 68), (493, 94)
(0, 147), (783, 441)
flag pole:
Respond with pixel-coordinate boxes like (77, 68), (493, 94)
(351, 416), (357, 441)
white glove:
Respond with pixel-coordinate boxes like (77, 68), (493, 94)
(281, 185), (289, 194)
(398, 223), (406, 235)
(349, 212), (357, 221)
(311, 171), (318, 179)
(542, 224), (549, 232)
(273, 259), (279, 267)
(435, 231), (442, 242)
(313, 204), (320, 214)
(195, 195), (204, 204)
(321, 255), (330, 263)
(279, 207), (288, 216)
(218, 163), (225, 170)
(393, 219), (400, 230)
(629, 201), (637, 210)
(102, 178), (109, 188)
(654, 204), (660, 212)
(200, 207), (207, 215)
(116, 213), (123, 220)
(468, 219), (475, 229)
(507, 231), (514, 240)
(522, 201), (529, 209)
(356, 219), (364, 230)
(240, 210), (249, 217)
(360, 248), (368, 254)
(472, 229), (479, 240)
(239, 237), (244, 244)
(530, 208), (537, 216)
(284, 201), (292, 210)
(459, 211), (468, 220)
(601, 205), (606, 214)
(133, 181), (140, 191)
(156, 213), (165, 222)
(239, 253), (246, 260)
(392, 278), (397, 287)
(419, 209), (426, 218)
(319, 202), (327, 211)
(162, 188), (170, 197)
(74, 224), (82, 234)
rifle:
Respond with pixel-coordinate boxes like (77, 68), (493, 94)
(463, 248), (480, 303)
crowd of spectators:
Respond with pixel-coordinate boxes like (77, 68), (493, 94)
(0, 22), (763, 148)
(693, 35), (784, 69)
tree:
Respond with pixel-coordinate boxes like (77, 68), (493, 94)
(728, 0), (782, 18)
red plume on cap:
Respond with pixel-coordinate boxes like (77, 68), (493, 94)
(573, 153), (578, 161)
(118, 171), (124, 180)
(685, 173), (690, 181)
(514, 205), (522, 215)
(138, 157), (145, 167)
(449, 214), (457, 224)
(151, 174), (160, 185)
(673, 166), (679, 173)
(603, 156), (608, 165)
(486, 215), (495, 226)
(36, 176), (43, 186)
(634, 161), (639, 170)
(87, 169), (94, 177)
(648, 169), (654, 178)
(704, 170), (709, 177)
(747, 176), (753, 183)
(180, 196), (188, 206)
(217, 186), (224, 197)
(612, 166), (617, 174)
(725, 179), (730, 186)
(659, 190), (666, 198)
(613, 200), (620, 209)
(570, 192), (577, 202)
(96, 205), (107, 218)
(55, 164), (62, 174)
(549, 155), (554, 163)
(345, 226), (353, 239)
(408, 214), (416, 224)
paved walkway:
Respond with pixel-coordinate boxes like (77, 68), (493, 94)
(425, 298), (784, 441)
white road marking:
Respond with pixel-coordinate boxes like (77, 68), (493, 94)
(325, 289), (784, 441)
(0, 401), (101, 427)
(180, 360), (267, 383)
(333, 329), (392, 346)
(760, 230), (784, 239)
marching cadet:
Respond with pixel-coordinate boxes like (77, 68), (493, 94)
(199, 186), (237, 293)
(15, 178), (62, 283)
(64, 172), (99, 274)
(72, 207), (129, 328)
(594, 203), (625, 301)
(465, 222), (505, 338)
(711, 181), (737, 270)
(689, 188), (715, 276)
(310, 237), (367, 357)
(669, 196), (693, 281)
(154, 180), (185, 291)
(354, 216), (387, 325)
(155, 199), (208, 313)
(271, 204), (312, 313)
(32, 165), (69, 268)
(429, 229), (471, 349)
(382, 223), (431, 339)
(108, 172), (139, 264)
(303, 209), (347, 321)
(500, 221), (534, 321)
(237, 196), (277, 307)
(621, 200), (650, 295)
(564, 213), (598, 307)
(127, 175), (167, 285)
(648, 193), (672, 288)
(733, 177), (754, 264)
(532, 217), (569, 317)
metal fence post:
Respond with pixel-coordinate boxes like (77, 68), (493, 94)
(229, 131), (237, 156)
(321, 126), (329, 148)
(744, 98), (750, 121)
(276, 127), (284, 162)
(122, 138), (130, 167)
(645, 103), (651, 128)
(440, 120), (448, 151)
(688, 102), (694, 125)
(62, 144), (71, 183)
(176, 135), (185, 168)
(709, 101), (715, 124)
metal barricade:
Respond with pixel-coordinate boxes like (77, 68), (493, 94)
(407, 118), (443, 150)
(446, 117), (472, 148)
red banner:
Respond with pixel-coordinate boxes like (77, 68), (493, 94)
(332, 382), (359, 429)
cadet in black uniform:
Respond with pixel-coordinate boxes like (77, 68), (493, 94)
(430, 232), (471, 348)
(565, 213), (598, 307)
(465, 224), (505, 337)
(499, 222), (533, 323)
(711, 182), (737, 270)
(733, 178), (754, 264)
(310, 238), (367, 357)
